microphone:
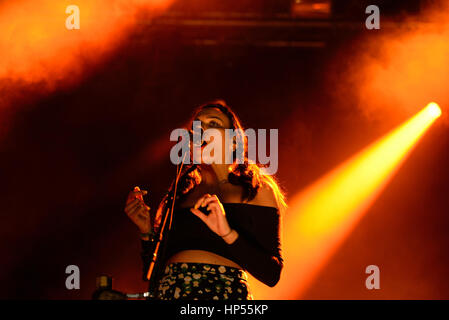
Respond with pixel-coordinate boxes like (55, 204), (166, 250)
(189, 127), (206, 148)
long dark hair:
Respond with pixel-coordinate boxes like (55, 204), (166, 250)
(152, 100), (286, 230)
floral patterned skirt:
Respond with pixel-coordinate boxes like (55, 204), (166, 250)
(155, 262), (254, 300)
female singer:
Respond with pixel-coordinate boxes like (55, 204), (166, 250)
(124, 100), (286, 300)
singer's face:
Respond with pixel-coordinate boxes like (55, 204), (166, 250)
(192, 108), (232, 164)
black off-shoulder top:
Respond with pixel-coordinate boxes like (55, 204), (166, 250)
(141, 203), (283, 287)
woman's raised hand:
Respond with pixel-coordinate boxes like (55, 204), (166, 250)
(124, 186), (151, 234)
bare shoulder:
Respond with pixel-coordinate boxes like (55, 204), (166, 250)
(247, 182), (279, 210)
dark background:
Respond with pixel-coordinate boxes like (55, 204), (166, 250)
(1, 0), (448, 299)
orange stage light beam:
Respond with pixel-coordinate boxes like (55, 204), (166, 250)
(0, 0), (172, 84)
(0, 0), (173, 139)
(247, 103), (442, 299)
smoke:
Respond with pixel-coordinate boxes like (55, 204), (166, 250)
(0, 0), (173, 139)
(330, 1), (449, 126)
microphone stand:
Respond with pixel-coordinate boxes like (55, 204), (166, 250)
(92, 143), (200, 300)
(145, 150), (196, 299)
